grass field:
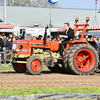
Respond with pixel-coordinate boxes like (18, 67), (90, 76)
(2, 64), (48, 70)
(2, 64), (13, 69)
(0, 87), (100, 96)
(1, 64), (100, 100)
(32, 98), (95, 100)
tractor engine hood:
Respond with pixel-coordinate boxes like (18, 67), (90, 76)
(13, 39), (59, 52)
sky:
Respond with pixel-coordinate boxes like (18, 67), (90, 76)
(58, 0), (100, 10)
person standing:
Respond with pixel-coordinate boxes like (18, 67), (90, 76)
(98, 38), (100, 43)
(20, 33), (25, 40)
(2, 33), (7, 47)
(0, 34), (4, 69)
(84, 35), (88, 41)
(6, 37), (12, 50)
(93, 36), (98, 43)
(59, 22), (74, 58)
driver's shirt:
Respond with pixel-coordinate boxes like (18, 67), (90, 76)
(62, 29), (68, 40)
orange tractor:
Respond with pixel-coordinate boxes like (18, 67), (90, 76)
(12, 17), (99, 75)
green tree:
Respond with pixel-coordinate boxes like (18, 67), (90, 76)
(4, 0), (60, 8)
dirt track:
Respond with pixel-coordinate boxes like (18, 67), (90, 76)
(0, 69), (100, 88)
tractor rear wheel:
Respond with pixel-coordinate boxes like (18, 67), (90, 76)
(68, 44), (99, 75)
(48, 64), (66, 74)
(12, 63), (26, 73)
(26, 56), (43, 75)
(63, 44), (78, 74)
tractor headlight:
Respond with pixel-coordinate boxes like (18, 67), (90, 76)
(12, 44), (18, 50)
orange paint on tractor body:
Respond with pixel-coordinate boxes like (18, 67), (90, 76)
(13, 40), (59, 55)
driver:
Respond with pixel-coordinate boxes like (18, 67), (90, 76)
(59, 22), (74, 58)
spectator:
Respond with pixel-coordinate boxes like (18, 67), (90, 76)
(47, 35), (50, 41)
(2, 33), (5, 36)
(12, 35), (16, 41)
(0, 34), (4, 69)
(90, 37), (93, 41)
(20, 33), (25, 40)
(7, 37), (9, 40)
(13, 37), (16, 41)
(9, 34), (12, 39)
(85, 35), (88, 41)
(31, 36), (35, 40)
(98, 38), (100, 43)
(0, 34), (4, 51)
(93, 37), (98, 43)
(37, 35), (42, 40)
(87, 38), (90, 41)
(2, 33), (7, 47)
(18, 35), (21, 40)
(51, 35), (56, 41)
(15, 36), (18, 40)
(6, 37), (12, 50)
(51, 35), (53, 40)
(13, 35), (16, 38)
(35, 36), (37, 40)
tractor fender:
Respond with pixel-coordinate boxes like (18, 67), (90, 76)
(66, 40), (89, 50)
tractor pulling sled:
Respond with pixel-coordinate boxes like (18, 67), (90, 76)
(11, 17), (99, 75)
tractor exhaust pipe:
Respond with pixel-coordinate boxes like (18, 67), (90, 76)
(44, 25), (48, 49)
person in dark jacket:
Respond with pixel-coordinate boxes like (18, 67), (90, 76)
(0, 34), (4, 51)
(37, 35), (42, 40)
(20, 33), (25, 40)
(2, 33), (7, 47)
(0, 34), (4, 69)
(6, 37), (12, 50)
(59, 22), (74, 58)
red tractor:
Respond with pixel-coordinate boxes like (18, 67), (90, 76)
(12, 17), (99, 75)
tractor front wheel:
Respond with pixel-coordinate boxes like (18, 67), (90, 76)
(12, 63), (26, 73)
(26, 56), (43, 75)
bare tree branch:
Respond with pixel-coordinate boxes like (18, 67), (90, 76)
(1, 0), (60, 8)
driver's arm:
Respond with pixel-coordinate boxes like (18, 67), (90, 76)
(59, 35), (68, 38)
